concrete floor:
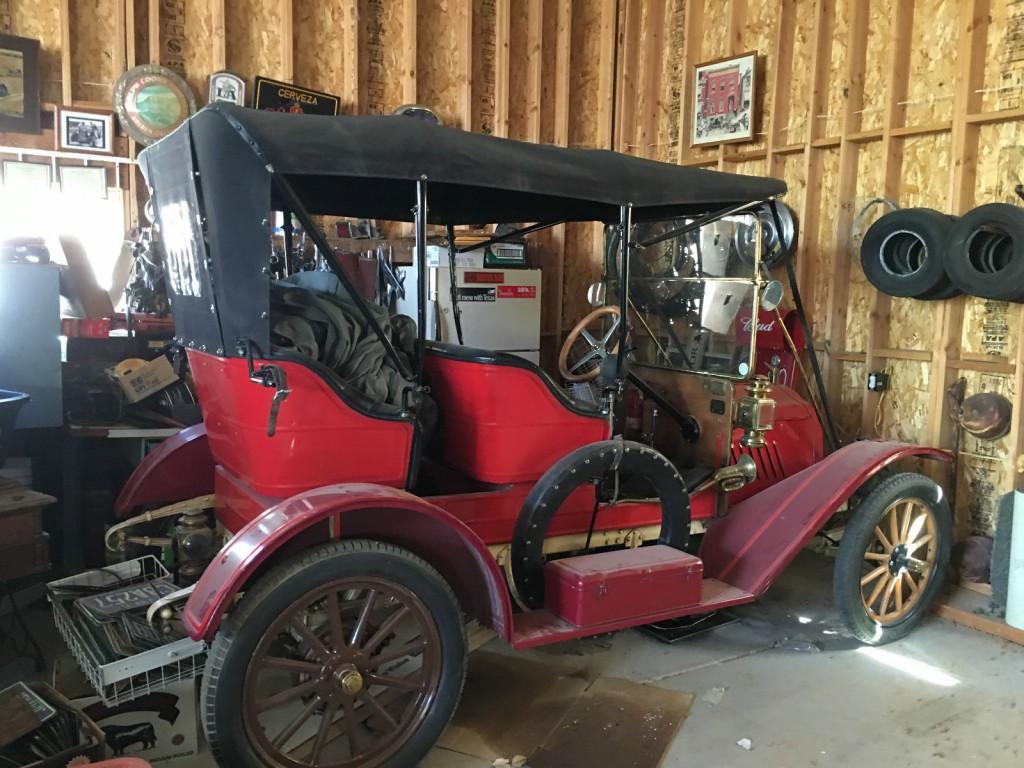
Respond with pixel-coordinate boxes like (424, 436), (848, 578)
(8, 550), (1021, 767)
(429, 550), (1023, 768)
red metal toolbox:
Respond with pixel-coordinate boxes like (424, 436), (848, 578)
(544, 545), (704, 627)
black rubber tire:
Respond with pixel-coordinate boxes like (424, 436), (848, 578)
(201, 540), (466, 768)
(944, 203), (1024, 301)
(860, 208), (956, 298)
(511, 440), (690, 609)
(834, 473), (951, 645)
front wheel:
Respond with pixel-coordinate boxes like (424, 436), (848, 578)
(834, 473), (951, 645)
(201, 540), (466, 768)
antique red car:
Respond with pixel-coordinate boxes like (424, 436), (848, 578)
(99, 103), (951, 767)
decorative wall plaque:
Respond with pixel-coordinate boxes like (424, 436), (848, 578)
(208, 70), (245, 106)
(114, 64), (196, 145)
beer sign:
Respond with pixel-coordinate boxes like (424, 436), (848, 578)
(253, 76), (339, 116)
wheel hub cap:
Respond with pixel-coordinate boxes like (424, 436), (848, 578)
(888, 544), (909, 574)
(335, 665), (364, 695)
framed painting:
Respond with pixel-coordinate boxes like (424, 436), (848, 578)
(692, 51), (757, 147)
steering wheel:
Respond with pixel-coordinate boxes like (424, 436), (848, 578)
(559, 306), (622, 382)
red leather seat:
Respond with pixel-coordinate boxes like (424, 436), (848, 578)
(423, 343), (610, 484)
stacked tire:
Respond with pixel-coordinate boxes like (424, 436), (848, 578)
(861, 204), (1024, 302)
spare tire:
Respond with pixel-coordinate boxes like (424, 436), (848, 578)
(733, 202), (798, 270)
(511, 440), (690, 609)
(945, 203), (1024, 301)
(860, 208), (955, 298)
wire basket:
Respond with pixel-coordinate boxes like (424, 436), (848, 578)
(48, 556), (206, 706)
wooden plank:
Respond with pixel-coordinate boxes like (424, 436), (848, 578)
(458, 0), (473, 130)
(822, 0), (870, 413)
(635, 0), (665, 159)
(403, 0), (417, 104)
(596, 0), (616, 149)
(113, 0), (126, 76)
(211, 0), (226, 70)
(859, 0), (914, 437)
(717, 0), (745, 171)
(553, 0), (572, 148)
(495, 0), (513, 138)
(965, 106), (1024, 125)
(675, 0), (703, 164)
(552, 0), (571, 336)
(924, 0), (989, 454)
(614, 0), (641, 153)
(148, 0), (159, 64)
(59, 0), (71, 103)
(341, 0), (359, 112)
(280, 0), (293, 81)
(935, 587), (1024, 647)
(766, 0), (796, 176)
(794, 0), (835, 328)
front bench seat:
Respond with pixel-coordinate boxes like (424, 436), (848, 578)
(423, 342), (610, 485)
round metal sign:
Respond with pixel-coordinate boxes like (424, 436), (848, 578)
(114, 65), (196, 145)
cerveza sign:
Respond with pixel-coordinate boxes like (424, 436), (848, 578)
(253, 76), (340, 116)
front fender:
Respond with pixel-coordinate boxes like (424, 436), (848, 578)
(700, 440), (951, 597)
(115, 424), (214, 518)
(183, 483), (513, 642)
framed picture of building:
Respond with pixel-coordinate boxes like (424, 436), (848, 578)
(692, 52), (757, 146)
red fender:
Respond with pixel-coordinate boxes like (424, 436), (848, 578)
(700, 440), (951, 597)
(183, 483), (513, 642)
(114, 424), (215, 518)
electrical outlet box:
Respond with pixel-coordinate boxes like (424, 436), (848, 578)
(867, 371), (889, 392)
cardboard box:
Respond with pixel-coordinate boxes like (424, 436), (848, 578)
(110, 356), (178, 404)
(71, 680), (198, 764)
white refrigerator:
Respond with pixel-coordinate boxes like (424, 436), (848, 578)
(397, 266), (543, 364)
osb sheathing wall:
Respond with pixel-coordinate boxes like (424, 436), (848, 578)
(1, 0), (1023, 536)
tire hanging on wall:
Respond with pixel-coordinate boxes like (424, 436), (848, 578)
(511, 440), (691, 609)
(733, 202), (798, 270)
(944, 203), (1024, 301)
(859, 208), (959, 299)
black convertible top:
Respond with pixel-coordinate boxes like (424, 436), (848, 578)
(148, 103), (785, 224)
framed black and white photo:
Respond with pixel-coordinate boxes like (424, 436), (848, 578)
(0, 33), (40, 134)
(692, 52), (757, 147)
(59, 108), (114, 154)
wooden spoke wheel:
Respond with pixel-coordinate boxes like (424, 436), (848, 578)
(202, 541), (466, 768)
(834, 473), (951, 645)
(859, 498), (937, 624)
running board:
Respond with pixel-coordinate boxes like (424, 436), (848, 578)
(510, 546), (755, 649)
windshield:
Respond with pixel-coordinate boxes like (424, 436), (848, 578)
(606, 213), (763, 378)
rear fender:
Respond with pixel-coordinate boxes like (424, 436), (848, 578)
(182, 483), (513, 642)
(114, 424), (214, 518)
(700, 440), (951, 597)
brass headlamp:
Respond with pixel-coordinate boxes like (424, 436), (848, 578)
(736, 375), (775, 448)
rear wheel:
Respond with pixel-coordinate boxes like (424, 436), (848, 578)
(202, 540), (466, 768)
(834, 473), (951, 645)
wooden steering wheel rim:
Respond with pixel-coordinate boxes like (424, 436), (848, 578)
(558, 305), (622, 383)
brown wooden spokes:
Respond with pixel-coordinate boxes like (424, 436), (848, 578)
(243, 578), (442, 768)
(860, 497), (938, 624)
